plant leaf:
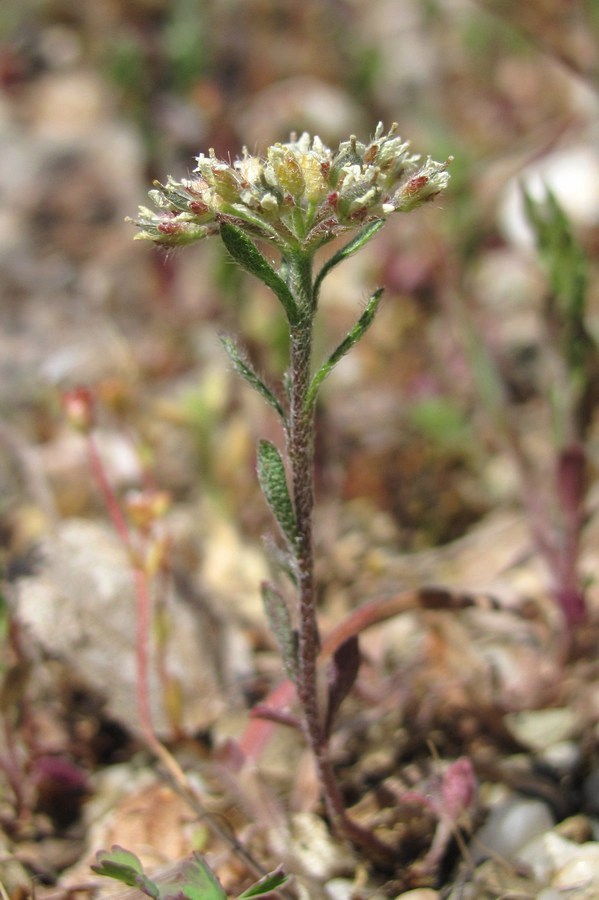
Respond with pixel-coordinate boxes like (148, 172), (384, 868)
(256, 439), (297, 546)
(237, 865), (291, 899)
(306, 288), (383, 410)
(522, 187), (593, 377)
(313, 220), (384, 304)
(261, 581), (298, 680)
(220, 334), (286, 422)
(157, 853), (227, 900)
(324, 635), (360, 738)
(91, 846), (159, 897)
(220, 222), (299, 325)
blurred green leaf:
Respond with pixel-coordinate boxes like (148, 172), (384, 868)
(237, 866), (291, 899)
(523, 187), (592, 379)
(409, 397), (471, 450)
(92, 846), (159, 897)
(261, 582), (297, 681)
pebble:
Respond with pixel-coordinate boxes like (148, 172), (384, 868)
(504, 707), (582, 751)
(472, 795), (553, 862)
(519, 831), (599, 893)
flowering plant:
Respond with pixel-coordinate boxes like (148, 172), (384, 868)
(132, 123), (450, 258)
(130, 124), (450, 866)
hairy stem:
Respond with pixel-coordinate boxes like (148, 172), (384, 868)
(285, 255), (395, 866)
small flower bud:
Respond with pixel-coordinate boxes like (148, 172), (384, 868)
(125, 489), (171, 533)
(130, 126), (451, 251)
(62, 386), (95, 433)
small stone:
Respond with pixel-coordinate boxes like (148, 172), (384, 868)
(504, 708), (581, 752)
(553, 854), (599, 890)
(290, 813), (354, 881)
(472, 796), (553, 862)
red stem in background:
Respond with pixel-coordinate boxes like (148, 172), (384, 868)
(86, 432), (156, 742)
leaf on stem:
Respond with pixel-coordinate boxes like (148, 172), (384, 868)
(220, 222), (300, 325)
(261, 581), (298, 681)
(237, 865), (291, 899)
(313, 219), (384, 305)
(91, 846), (160, 897)
(324, 634), (360, 738)
(256, 439), (297, 546)
(92, 848), (229, 900)
(306, 288), (384, 410)
(158, 853), (227, 900)
(220, 335), (286, 422)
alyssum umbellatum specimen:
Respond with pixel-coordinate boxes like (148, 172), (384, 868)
(130, 124), (451, 866)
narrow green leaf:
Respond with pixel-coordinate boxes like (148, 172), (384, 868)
(313, 219), (384, 304)
(237, 866), (291, 899)
(261, 582), (298, 681)
(256, 439), (297, 546)
(220, 222), (299, 325)
(306, 287), (384, 410)
(522, 187), (592, 381)
(220, 335), (286, 422)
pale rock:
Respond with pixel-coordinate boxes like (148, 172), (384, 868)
(504, 707), (582, 752)
(289, 813), (354, 881)
(553, 854), (599, 890)
(518, 832), (599, 891)
(472, 796), (553, 862)
(15, 519), (225, 737)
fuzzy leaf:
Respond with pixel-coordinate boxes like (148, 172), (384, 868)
(324, 635), (360, 738)
(261, 582), (298, 680)
(313, 220), (384, 304)
(91, 846), (159, 897)
(256, 440), (297, 546)
(306, 288), (383, 410)
(220, 222), (299, 325)
(220, 335), (286, 421)
(237, 865), (291, 899)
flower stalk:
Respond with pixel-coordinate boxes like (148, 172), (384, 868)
(130, 124), (451, 864)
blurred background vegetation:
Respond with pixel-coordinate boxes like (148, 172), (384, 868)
(1, 0), (598, 554)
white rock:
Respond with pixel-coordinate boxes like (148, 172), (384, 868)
(552, 842), (599, 890)
(519, 831), (599, 890)
(518, 831), (575, 883)
(472, 796), (553, 862)
(504, 708), (582, 752)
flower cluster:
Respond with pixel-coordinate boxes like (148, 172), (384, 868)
(130, 123), (451, 253)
